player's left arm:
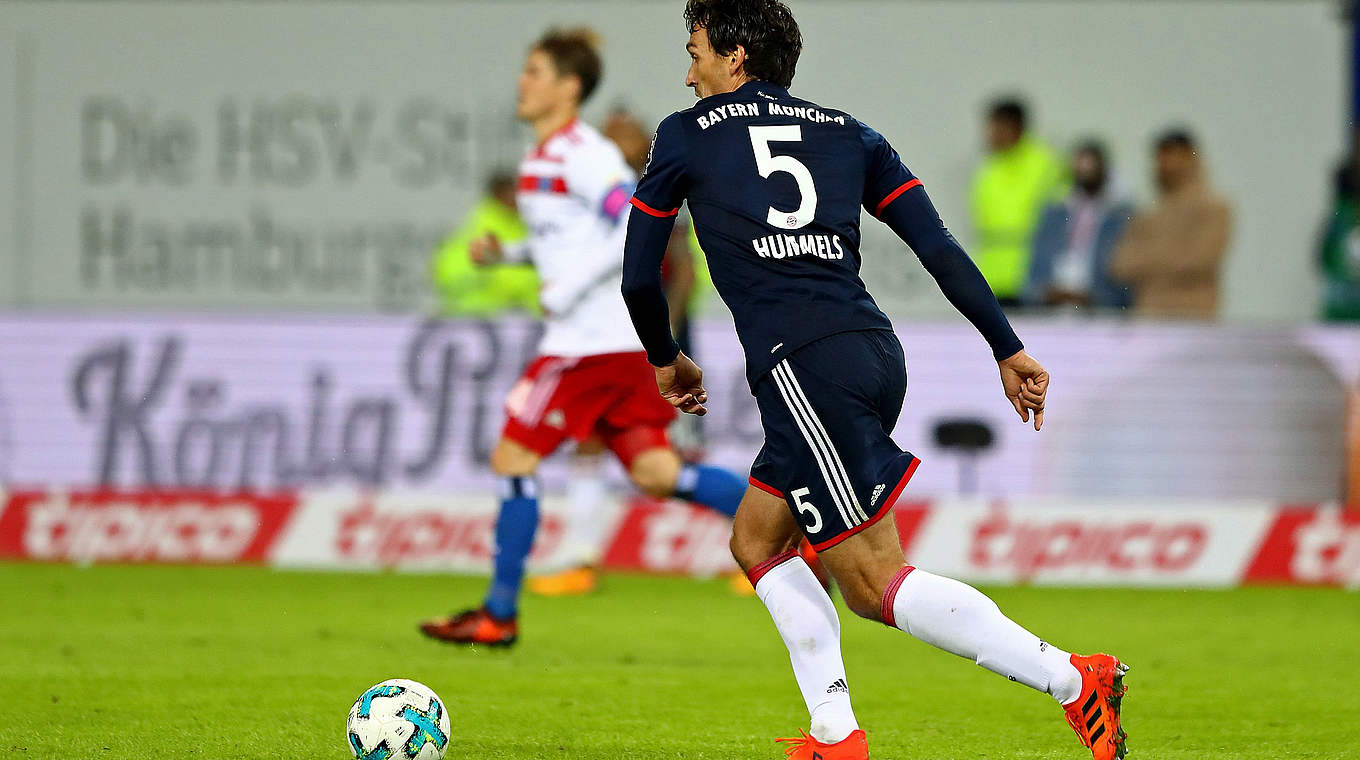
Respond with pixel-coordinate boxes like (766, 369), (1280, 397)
(621, 114), (707, 415)
(862, 126), (1047, 429)
(663, 221), (696, 332)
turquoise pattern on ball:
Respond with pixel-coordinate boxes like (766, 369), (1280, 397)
(349, 731), (394, 760)
(402, 697), (448, 757)
(356, 684), (407, 718)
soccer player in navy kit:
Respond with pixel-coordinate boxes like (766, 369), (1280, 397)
(621, 2), (1130, 759)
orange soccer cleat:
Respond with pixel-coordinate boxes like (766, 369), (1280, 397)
(776, 729), (869, 760)
(419, 608), (518, 647)
(1063, 653), (1130, 760)
(528, 566), (598, 596)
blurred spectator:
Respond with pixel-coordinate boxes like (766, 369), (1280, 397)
(1111, 129), (1232, 319)
(1023, 140), (1134, 311)
(1317, 127), (1360, 321)
(970, 96), (1065, 306)
(430, 171), (540, 317)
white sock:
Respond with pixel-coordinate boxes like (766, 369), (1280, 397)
(884, 567), (1083, 705)
(752, 552), (859, 743)
(562, 454), (609, 567)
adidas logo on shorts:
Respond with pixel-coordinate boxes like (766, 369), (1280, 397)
(869, 483), (886, 506)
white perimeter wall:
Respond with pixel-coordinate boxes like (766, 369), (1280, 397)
(0, 0), (1347, 320)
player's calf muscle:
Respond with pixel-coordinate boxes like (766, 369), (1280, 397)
(730, 488), (799, 571)
(627, 448), (681, 496)
(818, 518), (910, 622)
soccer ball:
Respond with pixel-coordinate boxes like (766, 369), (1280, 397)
(346, 678), (451, 760)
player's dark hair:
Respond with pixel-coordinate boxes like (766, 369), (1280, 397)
(1155, 127), (1197, 152)
(532, 27), (603, 104)
(683, 0), (802, 89)
(988, 97), (1028, 131)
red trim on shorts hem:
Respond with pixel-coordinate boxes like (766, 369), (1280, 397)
(501, 418), (565, 459)
(746, 549), (798, 587)
(880, 565), (916, 628)
(629, 197), (680, 217)
(874, 178), (923, 217)
(809, 457), (921, 552)
(748, 476), (784, 498)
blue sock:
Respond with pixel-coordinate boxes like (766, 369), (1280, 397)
(484, 476), (539, 620)
(673, 464), (744, 518)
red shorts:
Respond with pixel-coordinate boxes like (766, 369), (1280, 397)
(502, 351), (676, 468)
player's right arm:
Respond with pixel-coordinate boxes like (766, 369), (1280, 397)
(621, 113), (707, 415)
(860, 124), (1048, 429)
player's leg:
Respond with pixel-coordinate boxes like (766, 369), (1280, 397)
(482, 437), (546, 618)
(599, 353), (746, 517)
(421, 356), (573, 646)
(729, 484), (863, 750)
(419, 435), (544, 646)
(595, 415), (745, 517)
(819, 514), (1084, 699)
(818, 513), (1129, 759)
(529, 437), (608, 596)
(562, 438), (610, 566)
(625, 444), (744, 517)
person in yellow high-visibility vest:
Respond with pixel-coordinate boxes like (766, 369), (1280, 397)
(431, 171), (540, 317)
(970, 97), (1066, 305)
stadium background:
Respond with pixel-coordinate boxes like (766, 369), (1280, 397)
(2, 2), (1359, 759)
(0, 0), (1354, 586)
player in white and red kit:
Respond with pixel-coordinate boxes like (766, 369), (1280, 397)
(420, 27), (747, 647)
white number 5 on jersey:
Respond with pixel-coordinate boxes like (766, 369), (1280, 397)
(748, 125), (818, 230)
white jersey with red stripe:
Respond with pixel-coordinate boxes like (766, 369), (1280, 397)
(514, 119), (642, 358)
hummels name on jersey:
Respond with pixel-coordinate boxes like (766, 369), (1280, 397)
(752, 233), (846, 260)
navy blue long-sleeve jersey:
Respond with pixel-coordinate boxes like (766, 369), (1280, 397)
(622, 81), (1022, 388)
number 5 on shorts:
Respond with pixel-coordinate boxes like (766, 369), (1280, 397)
(790, 487), (823, 534)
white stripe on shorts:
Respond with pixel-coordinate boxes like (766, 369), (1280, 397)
(770, 361), (865, 528)
(776, 361), (871, 524)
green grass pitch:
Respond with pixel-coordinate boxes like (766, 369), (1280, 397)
(1, 563), (1357, 759)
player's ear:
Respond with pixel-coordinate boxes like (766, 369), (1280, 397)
(729, 44), (747, 76)
(563, 74), (583, 104)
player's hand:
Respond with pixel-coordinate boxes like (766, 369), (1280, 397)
(468, 234), (503, 266)
(655, 351), (708, 416)
(998, 349), (1049, 431)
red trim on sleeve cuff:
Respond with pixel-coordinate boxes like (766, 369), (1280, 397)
(874, 178), (923, 217)
(629, 197), (680, 218)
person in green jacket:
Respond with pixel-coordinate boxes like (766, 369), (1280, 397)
(970, 97), (1065, 305)
(1319, 133), (1360, 322)
(431, 171), (540, 317)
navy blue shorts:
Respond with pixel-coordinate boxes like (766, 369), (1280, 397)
(749, 329), (920, 551)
